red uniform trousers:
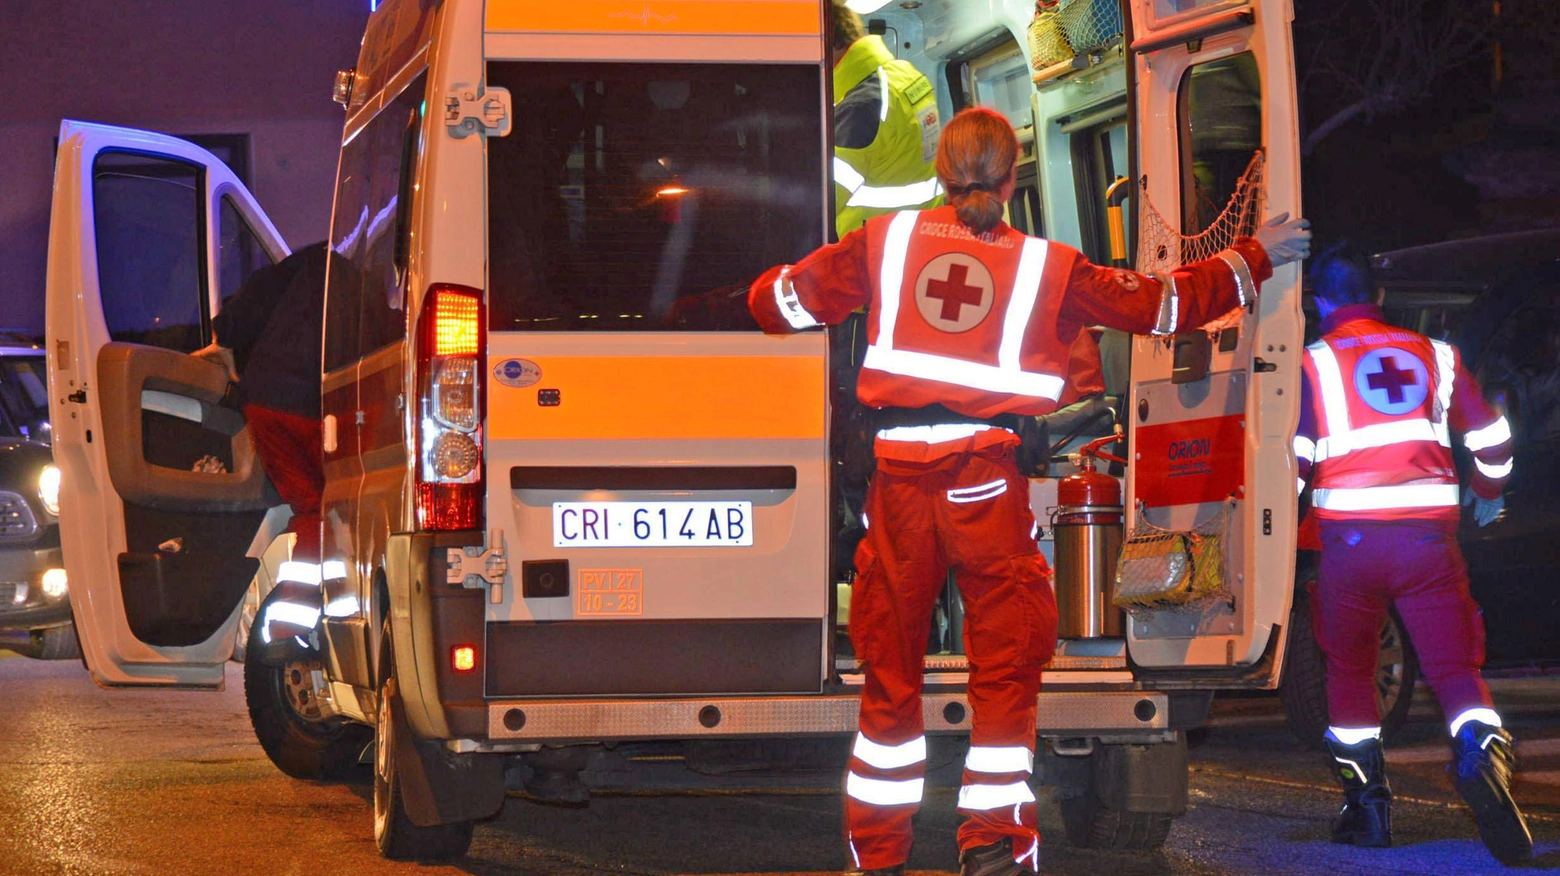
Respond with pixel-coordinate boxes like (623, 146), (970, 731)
(846, 444), (1057, 871)
(1313, 519), (1493, 728)
(243, 404), (324, 564)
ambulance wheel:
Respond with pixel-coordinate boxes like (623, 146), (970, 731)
(244, 628), (371, 781)
(1280, 588), (1418, 750)
(373, 619), (474, 861)
(1059, 798), (1174, 851)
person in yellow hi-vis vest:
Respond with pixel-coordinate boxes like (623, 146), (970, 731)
(830, 0), (944, 238)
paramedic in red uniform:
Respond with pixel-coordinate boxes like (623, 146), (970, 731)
(193, 242), (330, 663)
(747, 107), (1310, 876)
(1294, 246), (1531, 864)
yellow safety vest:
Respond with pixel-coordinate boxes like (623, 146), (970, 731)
(833, 36), (944, 238)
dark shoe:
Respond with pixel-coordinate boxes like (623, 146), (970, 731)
(960, 838), (1030, 876)
(1452, 721), (1533, 865)
(1325, 736), (1392, 848)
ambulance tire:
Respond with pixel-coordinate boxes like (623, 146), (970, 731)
(373, 619), (475, 862)
(1059, 798), (1174, 851)
(1280, 589), (1418, 750)
(244, 632), (372, 781)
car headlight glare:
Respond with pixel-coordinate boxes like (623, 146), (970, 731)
(38, 464), (61, 515)
(41, 568), (68, 599)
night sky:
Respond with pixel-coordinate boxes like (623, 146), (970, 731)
(1295, 0), (1560, 253)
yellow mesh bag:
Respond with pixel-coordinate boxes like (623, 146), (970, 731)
(1028, 0), (1074, 71)
(1113, 502), (1231, 610)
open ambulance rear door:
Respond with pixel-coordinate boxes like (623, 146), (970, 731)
(1122, 0), (1301, 681)
(45, 121), (289, 688)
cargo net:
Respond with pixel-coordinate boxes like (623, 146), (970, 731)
(1028, 0), (1125, 71)
(1137, 149), (1265, 277)
(1113, 499), (1234, 612)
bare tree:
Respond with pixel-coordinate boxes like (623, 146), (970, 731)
(1297, 0), (1495, 155)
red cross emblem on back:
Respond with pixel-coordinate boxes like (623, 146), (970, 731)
(1351, 347), (1430, 416)
(1365, 355), (1418, 404)
(912, 253), (996, 333)
(925, 264), (986, 321)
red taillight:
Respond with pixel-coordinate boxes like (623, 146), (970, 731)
(416, 284), (485, 532)
(452, 645), (477, 673)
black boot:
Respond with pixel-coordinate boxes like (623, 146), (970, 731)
(1451, 721), (1533, 865)
(960, 838), (1030, 876)
(1325, 736), (1392, 847)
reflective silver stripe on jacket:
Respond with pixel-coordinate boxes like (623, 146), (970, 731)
(832, 156), (944, 210)
(1151, 273), (1179, 336)
(1215, 248), (1256, 308)
(1311, 483), (1460, 511)
(772, 266), (820, 329)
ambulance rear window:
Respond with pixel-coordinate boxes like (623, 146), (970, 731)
(486, 62), (825, 332)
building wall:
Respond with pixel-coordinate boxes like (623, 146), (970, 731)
(0, 0), (371, 332)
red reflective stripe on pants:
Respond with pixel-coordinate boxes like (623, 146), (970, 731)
(846, 447), (1057, 869)
(1314, 520), (1492, 728)
(244, 404), (324, 562)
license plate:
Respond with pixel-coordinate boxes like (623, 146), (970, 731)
(552, 501), (753, 548)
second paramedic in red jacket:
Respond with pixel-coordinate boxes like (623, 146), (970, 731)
(748, 107), (1309, 876)
(1294, 245), (1531, 863)
(193, 243), (329, 664)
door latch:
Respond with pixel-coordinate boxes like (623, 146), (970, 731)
(1253, 357), (1278, 373)
(67, 389), (87, 404)
(445, 86), (512, 139)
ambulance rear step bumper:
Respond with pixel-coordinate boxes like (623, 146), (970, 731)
(486, 689), (1168, 743)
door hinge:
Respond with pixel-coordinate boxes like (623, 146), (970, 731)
(445, 86), (512, 139)
(447, 529), (508, 587)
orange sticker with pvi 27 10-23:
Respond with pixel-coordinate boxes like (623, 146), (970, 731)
(577, 569), (643, 616)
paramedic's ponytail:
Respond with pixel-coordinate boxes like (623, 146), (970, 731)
(936, 107), (1018, 235)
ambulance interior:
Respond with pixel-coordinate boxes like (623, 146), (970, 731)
(828, 0), (1272, 663)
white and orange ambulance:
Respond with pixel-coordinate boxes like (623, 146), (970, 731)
(46, 0), (1306, 860)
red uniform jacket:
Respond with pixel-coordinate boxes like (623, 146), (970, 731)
(1295, 304), (1513, 525)
(749, 206), (1272, 459)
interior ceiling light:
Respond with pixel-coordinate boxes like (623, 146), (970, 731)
(845, 0), (895, 13)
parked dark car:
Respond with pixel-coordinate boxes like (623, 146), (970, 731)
(0, 335), (75, 659)
(1377, 229), (1560, 667)
(1281, 229), (1560, 746)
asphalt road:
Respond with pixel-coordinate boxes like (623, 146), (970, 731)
(2, 651), (1557, 876)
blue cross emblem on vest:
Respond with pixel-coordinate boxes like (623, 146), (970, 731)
(1353, 347), (1430, 416)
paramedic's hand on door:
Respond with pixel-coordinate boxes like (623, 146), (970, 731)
(1253, 213), (1312, 266)
(192, 340), (239, 383)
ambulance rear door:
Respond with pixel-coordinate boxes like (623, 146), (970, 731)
(477, 2), (836, 701)
(45, 121), (288, 688)
(1122, 0), (1301, 680)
